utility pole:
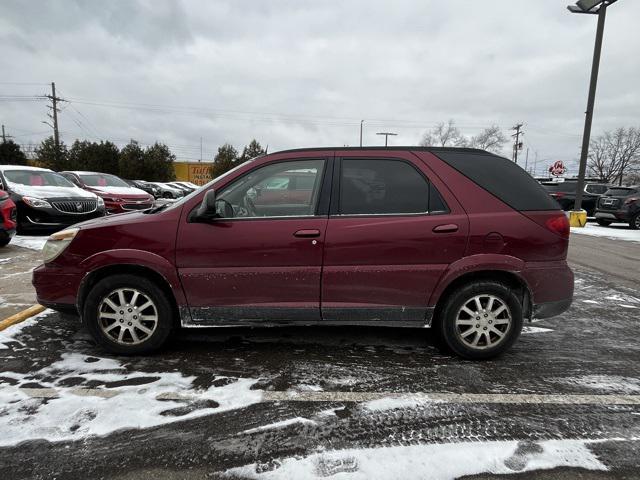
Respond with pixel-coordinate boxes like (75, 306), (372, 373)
(44, 82), (64, 165)
(1, 125), (6, 143)
(511, 123), (524, 164)
(359, 120), (364, 147)
(525, 147), (530, 173)
(376, 132), (397, 147)
(200, 137), (203, 162)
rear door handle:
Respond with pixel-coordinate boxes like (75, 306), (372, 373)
(433, 224), (459, 233)
(294, 229), (321, 238)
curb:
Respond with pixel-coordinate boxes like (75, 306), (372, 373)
(0, 304), (46, 332)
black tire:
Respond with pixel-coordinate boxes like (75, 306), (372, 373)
(436, 281), (523, 360)
(83, 274), (174, 355)
(0, 236), (10, 247)
(596, 219), (612, 227)
(630, 214), (640, 230)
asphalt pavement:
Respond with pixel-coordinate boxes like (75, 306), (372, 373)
(0, 231), (639, 479)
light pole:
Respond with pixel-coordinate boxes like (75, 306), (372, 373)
(360, 120), (364, 147)
(567, 0), (619, 227)
(376, 132), (397, 147)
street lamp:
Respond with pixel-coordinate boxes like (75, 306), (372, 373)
(376, 132), (397, 147)
(567, 0), (619, 228)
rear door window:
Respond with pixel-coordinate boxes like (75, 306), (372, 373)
(605, 187), (636, 196)
(433, 151), (559, 211)
(338, 158), (447, 215)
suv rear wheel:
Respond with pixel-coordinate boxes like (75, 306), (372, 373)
(596, 219), (612, 227)
(630, 214), (640, 230)
(437, 281), (523, 360)
(83, 274), (173, 355)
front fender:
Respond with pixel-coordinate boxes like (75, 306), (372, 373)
(79, 248), (187, 306)
(428, 254), (528, 306)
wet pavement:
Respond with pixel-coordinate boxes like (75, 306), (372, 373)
(0, 261), (639, 479)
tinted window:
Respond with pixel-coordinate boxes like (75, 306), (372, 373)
(435, 152), (559, 211)
(586, 184), (609, 194)
(339, 159), (432, 215)
(605, 187), (636, 196)
(217, 159), (325, 218)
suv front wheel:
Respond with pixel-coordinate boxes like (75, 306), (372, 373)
(83, 274), (174, 355)
(437, 281), (523, 360)
(630, 213), (640, 230)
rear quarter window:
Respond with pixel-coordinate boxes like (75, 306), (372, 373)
(433, 151), (560, 211)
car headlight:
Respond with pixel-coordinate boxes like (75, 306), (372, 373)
(22, 196), (52, 209)
(102, 197), (122, 203)
(42, 228), (79, 263)
(96, 196), (105, 207)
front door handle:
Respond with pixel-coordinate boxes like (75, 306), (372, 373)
(293, 229), (321, 238)
(433, 224), (459, 233)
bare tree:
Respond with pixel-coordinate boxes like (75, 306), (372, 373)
(420, 120), (467, 147)
(588, 127), (640, 185)
(469, 125), (508, 154)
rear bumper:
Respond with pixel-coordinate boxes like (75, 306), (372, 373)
(533, 298), (573, 319)
(520, 260), (574, 319)
(595, 210), (630, 221)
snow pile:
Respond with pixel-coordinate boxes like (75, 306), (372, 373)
(225, 439), (607, 479)
(0, 309), (50, 349)
(571, 223), (640, 243)
(0, 350), (262, 445)
(10, 235), (48, 251)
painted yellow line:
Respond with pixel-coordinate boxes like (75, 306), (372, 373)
(0, 304), (45, 331)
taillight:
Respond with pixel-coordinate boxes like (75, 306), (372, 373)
(624, 197), (638, 205)
(545, 214), (570, 238)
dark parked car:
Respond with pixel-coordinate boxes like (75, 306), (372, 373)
(125, 179), (160, 198)
(60, 171), (154, 214)
(541, 180), (611, 216)
(34, 147), (573, 360)
(594, 186), (640, 229)
(0, 165), (105, 233)
(0, 190), (17, 247)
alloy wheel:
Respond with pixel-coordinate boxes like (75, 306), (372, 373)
(455, 294), (512, 350)
(98, 288), (158, 345)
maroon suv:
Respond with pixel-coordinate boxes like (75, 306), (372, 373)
(33, 147), (573, 359)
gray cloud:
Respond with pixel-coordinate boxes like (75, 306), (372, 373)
(1, 0), (638, 175)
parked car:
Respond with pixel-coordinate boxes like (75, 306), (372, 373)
(167, 182), (196, 194)
(174, 181), (199, 190)
(541, 180), (611, 216)
(124, 179), (160, 198)
(0, 190), (17, 247)
(594, 186), (640, 229)
(0, 165), (105, 233)
(145, 182), (184, 199)
(60, 171), (154, 214)
(34, 147), (573, 360)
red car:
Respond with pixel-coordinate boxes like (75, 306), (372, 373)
(34, 147), (573, 359)
(0, 190), (17, 247)
(59, 171), (154, 214)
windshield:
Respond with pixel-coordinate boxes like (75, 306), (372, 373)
(4, 170), (75, 188)
(80, 173), (130, 187)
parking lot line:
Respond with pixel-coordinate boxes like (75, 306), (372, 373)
(0, 304), (45, 331)
(12, 387), (640, 405)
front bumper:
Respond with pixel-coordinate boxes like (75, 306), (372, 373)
(18, 204), (106, 232)
(32, 263), (83, 310)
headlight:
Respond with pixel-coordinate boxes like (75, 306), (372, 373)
(42, 228), (79, 263)
(96, 196), (105, 207)
(102, 197), (122, 203)
(22, 196), (52, 209)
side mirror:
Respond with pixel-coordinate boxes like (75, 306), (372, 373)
(192, 189), (218, 222)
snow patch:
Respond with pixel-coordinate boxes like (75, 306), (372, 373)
(241, 417), (317, 435)
(0, 350), (262, 445)
(225, 439), (607, 479)
(571, 223), (640, 244)
(0, 309), (51, 349)
(557, 375), (640, 394)
(363, 395), (436, 412)
(522, 326), (554, 334)
(10, 235), (48, 251)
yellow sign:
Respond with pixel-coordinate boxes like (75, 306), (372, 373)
(174, 162), (212, 186)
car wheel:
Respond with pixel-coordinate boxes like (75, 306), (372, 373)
(83, 274), (173, 355)
(0, 236), (10, 247)
(437, 281), (523, 360)
(596, 219), (612, 227)
(630, 214), (640, 230)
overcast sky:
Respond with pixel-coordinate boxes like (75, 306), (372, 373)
(1, 0), (639, 175)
